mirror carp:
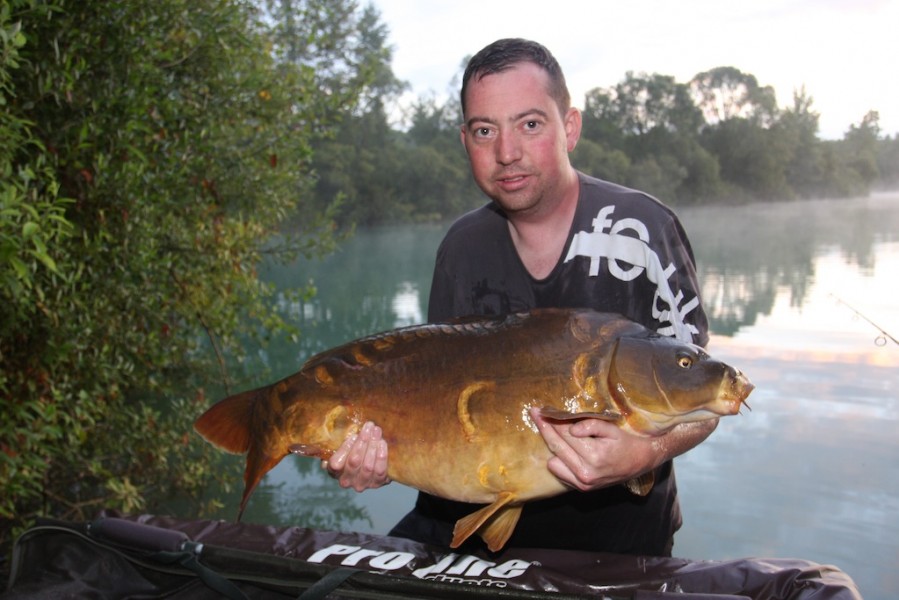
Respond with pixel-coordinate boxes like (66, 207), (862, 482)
(195, 308), (753, 552)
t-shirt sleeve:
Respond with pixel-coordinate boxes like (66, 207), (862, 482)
(657, 215), (709, 347)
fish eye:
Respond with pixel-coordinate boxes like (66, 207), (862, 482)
(676, 354), (693, 369)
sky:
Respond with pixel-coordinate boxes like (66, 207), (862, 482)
(372, 0), (899, 140)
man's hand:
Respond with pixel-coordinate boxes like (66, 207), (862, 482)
(322, 421), (390, 492)
(530, 407), (717, 492)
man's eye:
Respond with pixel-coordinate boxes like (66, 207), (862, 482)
(525, 120), (540, 130)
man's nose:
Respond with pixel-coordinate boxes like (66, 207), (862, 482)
(496, 130), (522, 165)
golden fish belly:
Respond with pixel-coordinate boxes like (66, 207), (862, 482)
(385, 425), (568, 504)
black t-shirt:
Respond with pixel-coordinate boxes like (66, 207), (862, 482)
(391, 172), (708, 556)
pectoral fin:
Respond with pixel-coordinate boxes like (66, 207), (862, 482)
(624, 471), (655, 496)
(288, 443), (327, 458)
(451, 491), (520, 552)
(538, 407), (621, 422)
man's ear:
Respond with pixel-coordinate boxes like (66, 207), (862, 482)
(564, 107), (582, 153)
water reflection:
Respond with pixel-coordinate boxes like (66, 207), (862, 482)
(391, 281), (424, 326)
(214, 192), (898, 600)
(255, 224), (443, 380)
(680, 193), (899, 338)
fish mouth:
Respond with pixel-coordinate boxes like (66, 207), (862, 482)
(716, 370), (754, 415)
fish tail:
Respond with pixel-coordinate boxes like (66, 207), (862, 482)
(194, 388), (258, 454)
(237, 449), (283, 521)
(195, 386), (288, 521)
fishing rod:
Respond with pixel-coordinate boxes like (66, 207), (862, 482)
(830, 294), (899, 347)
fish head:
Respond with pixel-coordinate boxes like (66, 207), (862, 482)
(607, 334), (754, 434)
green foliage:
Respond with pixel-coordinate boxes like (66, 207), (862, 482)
(0, 1), (70, 310)
(0, 0), (372, 553)
(840, 111), (881, 184)
(312, 82), (479, 226)
(774, 88), (827, 197)
(700, 118), (793, 200)
(571, 139), (631, 184)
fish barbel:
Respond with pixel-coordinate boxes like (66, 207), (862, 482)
(194, 308), (753, 551)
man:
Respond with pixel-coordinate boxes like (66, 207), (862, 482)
(324, 38), (714, 556)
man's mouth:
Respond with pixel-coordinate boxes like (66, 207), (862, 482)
(496, 173), (529, 190)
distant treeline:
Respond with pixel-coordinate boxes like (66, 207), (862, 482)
(308, 65), (899, 227)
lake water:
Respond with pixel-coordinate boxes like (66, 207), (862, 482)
(212, 191), (899, 599)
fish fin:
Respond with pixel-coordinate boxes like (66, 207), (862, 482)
(538, 407), (621, 422)
(624, 471), (655, 496)
(451, 491), (518, 551)
(288, 443), (327, 457)
(478, 505), (523, 552)
(194, 388), (258, 454)
(194, 387), (288, 521)
(238, 449), (284, 521)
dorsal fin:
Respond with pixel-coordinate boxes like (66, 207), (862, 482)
(300, 313), (529, 372)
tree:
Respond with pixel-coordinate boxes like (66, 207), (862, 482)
(570, 139), (631, 185)
(841, 110), (881, 184)
(701, 118), (793, 199)
(581, 72), (720, 204)
(399, 96), (477, 219)
(876, 134), (899, 188)
(1, 0), (372, 551)
(351, 3), (409, 115)
(775, 87), (826, 197)
(585, 71), (703, 137)
(690, 66), (778, 127)
(581, 87), (627, 150)
(406, 96), (460, 152)
(277, 1), (421, 226)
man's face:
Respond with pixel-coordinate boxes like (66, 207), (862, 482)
(460, 62), (580, 217)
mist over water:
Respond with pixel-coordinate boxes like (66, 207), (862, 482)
(217, 192), (899, 599)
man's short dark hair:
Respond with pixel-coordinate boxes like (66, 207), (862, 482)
(460, 38), (571, 117)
